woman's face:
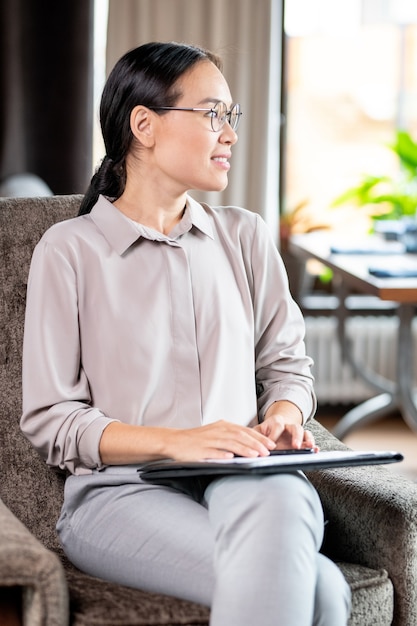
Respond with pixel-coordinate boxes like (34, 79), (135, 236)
(151, 60), (239, 195)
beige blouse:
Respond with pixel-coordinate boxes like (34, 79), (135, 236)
(21, 195), (316, 475)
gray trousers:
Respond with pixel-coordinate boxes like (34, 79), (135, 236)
(57, 467), (351, 626)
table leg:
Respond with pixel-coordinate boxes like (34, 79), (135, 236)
(333, 393), (397, 439)
(331, 282), (416, 439)
(397, 303), (417, 431)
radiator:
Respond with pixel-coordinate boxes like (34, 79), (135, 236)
(304, 315), (417, 405)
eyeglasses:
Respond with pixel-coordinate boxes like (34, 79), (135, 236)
(148, 101), (242, 132)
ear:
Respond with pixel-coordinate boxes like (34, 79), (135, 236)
(130, 105), (155, 148)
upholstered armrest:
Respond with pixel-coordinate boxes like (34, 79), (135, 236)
(307, 418), (417, 626)
(0, 498), (68, 626)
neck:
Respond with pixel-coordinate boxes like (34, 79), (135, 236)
(114, 186), (187, 235)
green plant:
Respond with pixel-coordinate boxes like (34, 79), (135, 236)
(332, 130), (417, 221)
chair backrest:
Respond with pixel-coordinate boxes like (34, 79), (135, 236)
(0, 195), (82, 551)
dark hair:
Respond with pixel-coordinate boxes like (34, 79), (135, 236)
(79, 42), (222, 215)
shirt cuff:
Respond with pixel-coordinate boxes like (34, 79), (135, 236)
(76, 416), (121, 474)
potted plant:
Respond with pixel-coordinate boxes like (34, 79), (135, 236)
(331, 129), (417, 224)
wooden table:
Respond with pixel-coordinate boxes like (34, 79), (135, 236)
(289, 232), (417, 439)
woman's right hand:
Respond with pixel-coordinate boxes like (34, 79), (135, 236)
(165, 420), (276, 461)
(100, 420), (276, 466)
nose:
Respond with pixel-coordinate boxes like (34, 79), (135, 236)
(219, 122), (238, 145)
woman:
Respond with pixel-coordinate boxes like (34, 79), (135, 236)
(21, 42), (350, 625)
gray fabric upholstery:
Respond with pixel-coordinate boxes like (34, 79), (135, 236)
(337, 563), (393, 626)
(307, 420), (417, 626)
(0, 498), (68, 626)
(0, 195), (416, 625)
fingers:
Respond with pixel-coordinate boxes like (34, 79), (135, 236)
(282, 425), (318, 451)
(290, 424), (307, 448)
(170, 420), (318, 462)
(255, 419), (285, 442)
(171, 421), (276, 461)
(254, 420), (318, 452)
(302, 428), (319, 452)
(214, 421), (276, 458)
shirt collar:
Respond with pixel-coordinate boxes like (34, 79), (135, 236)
(89, 194), (214, 256)
(179, 195), (214, 239)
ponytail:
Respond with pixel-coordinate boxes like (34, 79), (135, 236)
(78, 156), (126, 215)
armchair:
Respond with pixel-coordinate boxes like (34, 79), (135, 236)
(0, 195), (416, 625)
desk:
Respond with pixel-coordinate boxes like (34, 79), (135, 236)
(289, 232), (417, 439)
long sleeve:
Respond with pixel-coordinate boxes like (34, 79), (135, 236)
(250, 215), (316, 423)
(21, 234), (118, 475)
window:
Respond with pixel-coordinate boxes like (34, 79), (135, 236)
(282, 0), (417, 236)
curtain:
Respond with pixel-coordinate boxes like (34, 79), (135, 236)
(106, 0), (283, 237)
(0, 0), (94, 194)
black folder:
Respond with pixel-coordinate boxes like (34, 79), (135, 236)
(139, 449), (403, 483)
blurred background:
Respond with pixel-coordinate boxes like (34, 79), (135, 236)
(283, 0), (417, 237)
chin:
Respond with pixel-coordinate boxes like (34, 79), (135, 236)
(199, 178), (229, 193)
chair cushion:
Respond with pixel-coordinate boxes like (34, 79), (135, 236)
(338, 562), (393, 626)
(63, 554), (392, 626)
(64, 558), (210, 626)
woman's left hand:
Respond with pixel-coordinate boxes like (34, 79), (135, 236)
(253, 414), (319, 452)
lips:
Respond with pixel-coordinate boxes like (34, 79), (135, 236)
(212, 153), (232, 164)
(212, 155), (231, 172)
